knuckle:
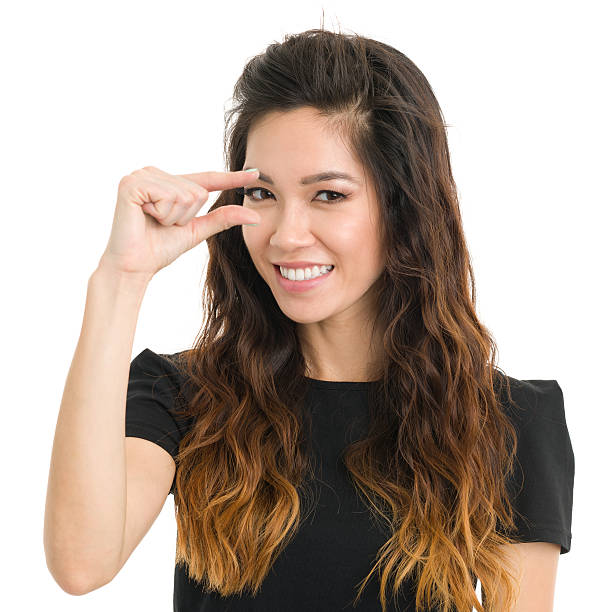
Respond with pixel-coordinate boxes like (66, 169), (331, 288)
(131, 165), (157, 177)
(187, 190), (206, 207)
(195, 187), (209, 201)
(175, 192), (193, 207)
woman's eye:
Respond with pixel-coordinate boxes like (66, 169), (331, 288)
(240, 187), (347, 204)
(243, 187), (273, 201)
(317, 190), (346, 202)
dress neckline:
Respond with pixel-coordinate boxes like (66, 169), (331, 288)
(304, 376), (377, 390)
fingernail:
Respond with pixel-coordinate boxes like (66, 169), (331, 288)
(244, 168), (259, 173)
(243, 223), (259, 226)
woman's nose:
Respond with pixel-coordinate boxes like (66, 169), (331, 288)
(269, 206), (316, 249)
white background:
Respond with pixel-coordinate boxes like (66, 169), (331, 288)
(2, 0), (608, 609)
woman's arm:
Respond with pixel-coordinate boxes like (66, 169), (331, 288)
(43, 263), (151, 594)
(486, 541), (561, 612)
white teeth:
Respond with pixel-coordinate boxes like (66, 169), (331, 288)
(280, 265), (333, 281)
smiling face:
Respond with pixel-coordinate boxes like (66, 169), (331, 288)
(241, 106), (385, 328)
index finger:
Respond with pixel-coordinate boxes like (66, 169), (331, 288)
(178, 169), (259, 192)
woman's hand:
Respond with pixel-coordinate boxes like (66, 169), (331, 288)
(98, 165), (260, 280)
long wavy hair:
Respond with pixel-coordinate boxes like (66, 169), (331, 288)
(168, 27), (525, 612)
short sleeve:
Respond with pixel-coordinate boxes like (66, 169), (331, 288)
(503, 378), (575, 554)
(125, 348), (194, 495)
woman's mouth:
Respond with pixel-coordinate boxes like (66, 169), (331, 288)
(273, 264), (335, 293)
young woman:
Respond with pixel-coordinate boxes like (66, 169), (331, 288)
(44, 28), (574, 612)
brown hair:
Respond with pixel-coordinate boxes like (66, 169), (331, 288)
(169, 26), (524, 612)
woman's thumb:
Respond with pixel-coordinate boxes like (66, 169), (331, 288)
(190, 206), (260, 247)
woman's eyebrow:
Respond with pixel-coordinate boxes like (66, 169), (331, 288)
(242, 168), (361, 186)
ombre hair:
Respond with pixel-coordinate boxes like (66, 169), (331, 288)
(169, 26), (524, 612)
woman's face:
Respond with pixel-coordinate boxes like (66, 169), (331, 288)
(242, 106), (385, 325)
